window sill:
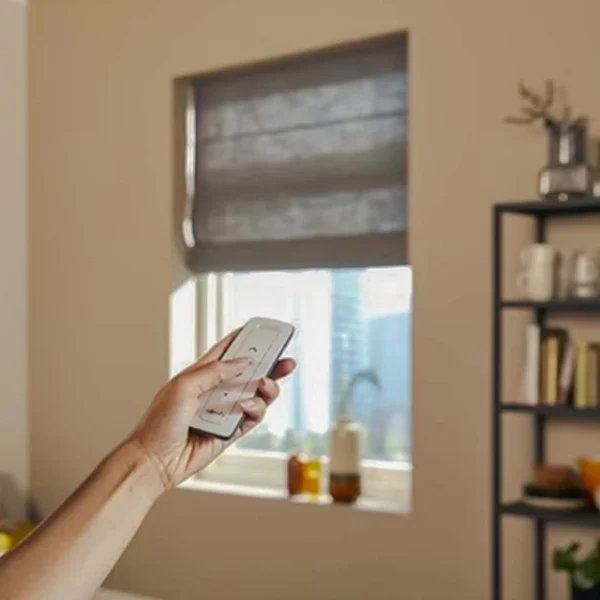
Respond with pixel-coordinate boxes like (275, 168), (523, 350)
(180, 478), (408, 515)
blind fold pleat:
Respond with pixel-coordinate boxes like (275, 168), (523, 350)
(185, 35), (408, 272)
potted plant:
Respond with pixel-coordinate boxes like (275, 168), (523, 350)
(554, 541), (600, 599)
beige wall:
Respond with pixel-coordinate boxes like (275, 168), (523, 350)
(28, 1), (600, 599)
(0, 0), (28, 520)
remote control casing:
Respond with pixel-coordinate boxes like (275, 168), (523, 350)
(190, 317), (295, 440)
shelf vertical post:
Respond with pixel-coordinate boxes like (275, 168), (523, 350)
(534, 215), (547, 464)
(492, 206), (503, 600)
(534, 215), (547, 600)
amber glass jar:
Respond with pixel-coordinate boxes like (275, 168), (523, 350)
(286, 452), (306, 496)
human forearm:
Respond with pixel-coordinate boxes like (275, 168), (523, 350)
(0, 330), (294, 600)
(0, 441), (163, 600)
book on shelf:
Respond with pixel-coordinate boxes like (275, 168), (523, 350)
(587, 343), (600, 408)
(558, 340), (575, 405)
(540, 328), (568, 405)
(517, 327), (600, 409)
(574, 344), (587, 408)
(518, 324), (540, 405)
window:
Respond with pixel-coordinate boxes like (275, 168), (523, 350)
(218, 268), (411, 463)
(174, 34), (410, 509)
(171, 269), (412, 507)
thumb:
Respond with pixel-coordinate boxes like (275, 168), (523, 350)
(185, 357), (249, 395)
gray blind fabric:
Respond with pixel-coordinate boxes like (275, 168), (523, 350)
(186, 36), (407, 272)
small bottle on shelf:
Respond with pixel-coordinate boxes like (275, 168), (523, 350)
(304, 456), (322, 497)
(329, 416), (362, 504)
(300, 436), (321, 498)
(286, 450), (306, 497)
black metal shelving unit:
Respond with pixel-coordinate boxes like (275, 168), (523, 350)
(492, 198), (600, 600)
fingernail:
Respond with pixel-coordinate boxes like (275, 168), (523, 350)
(240, 398), (258, 411)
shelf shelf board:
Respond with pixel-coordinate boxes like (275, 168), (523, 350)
(501, 502), (600, 526)
(496, 198), (600, 216)
(501, 403), (600, 419)
(501, 298), (600, 312)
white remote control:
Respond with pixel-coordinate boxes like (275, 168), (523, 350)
(190, 317), (295, 440)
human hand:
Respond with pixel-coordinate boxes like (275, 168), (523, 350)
(129, 329), (296, 490)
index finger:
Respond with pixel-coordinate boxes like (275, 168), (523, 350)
(198, 328), (242, 365)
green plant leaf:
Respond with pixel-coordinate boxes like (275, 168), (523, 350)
(568, 542), (582, 554)
(579, 556), (600, 584)
(554, 543), (580, 572)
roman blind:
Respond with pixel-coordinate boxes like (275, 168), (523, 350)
(184, 35), (407, 273)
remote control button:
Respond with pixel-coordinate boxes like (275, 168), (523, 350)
(198, 391), (230, 423)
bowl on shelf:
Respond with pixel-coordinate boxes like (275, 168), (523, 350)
(577, 457), (600, 504)
(534, 464), (577, 490)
